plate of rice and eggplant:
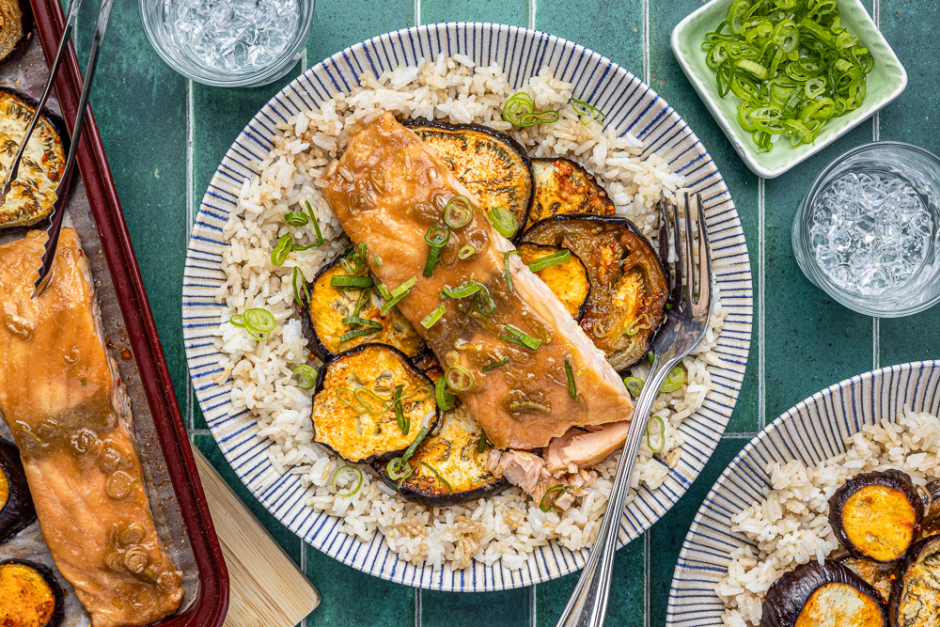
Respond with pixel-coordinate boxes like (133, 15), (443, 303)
(668, 361), (940, 627)
(183, 24), (754, 590)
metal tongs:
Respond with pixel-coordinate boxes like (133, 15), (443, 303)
(0, 0), (117, 298)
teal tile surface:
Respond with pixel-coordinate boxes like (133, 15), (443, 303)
(422, 0), (529, 28)
(73, 2), (940, 627)
(877, 0), (940, 368)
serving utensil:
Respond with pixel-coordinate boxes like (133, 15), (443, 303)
(33, 0), (115, 298)
(555, 192), (713, 627)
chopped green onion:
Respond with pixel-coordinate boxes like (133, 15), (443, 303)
(623, 377), (644, 397)
(423, 225), (451, 277)
(391, 277), (417, 298)
(292, 267), (310, 307)
(482, 357), (509, 372)
(331, 275), (374, 289)
(435, 375), (457, 411)
(341, 242), (368, 274)
(402, 386), (432, 402)
(353, 388), (388, 414)
(475, 284), (495, 317)
(539, 484), (571, 512)
(393, 385), (409, 435)
(291, 364), (317, 390)
(564, 359), (577, 399)
(502, 92), (560, 127)
(487, 207), (519, 239)
(443, 195), (474, 229)
(373, 253), (383, 266)
(445, 365), (475, 392)
(380, 289), (410, 313)
(335, 387), (360, 410)
(458, 245), (476, 260)
(352, 289), (371, 318)
(385, 457), (410, 481)
(420, 304), (447, 329)
(284, 210), (308, 226)
(505, 250), (520, 292)
(375, 281), (392, 301)
(625, 313), (653, 336)
(230, 308), (277, 341)
(305, 201), (325, 247)
(270, 234), (294, 266)
(340, 327), (381, 342)
(571, 98), (607, 125)
(341, 316), (382, 329)
(527, 249), (571, 272)
(646, 415), (666, 453)
(659, 364), (687, 394)
(592, 321), (608, 338)
(500, 324), (542, 350)
(402, 427), (428, 463)
(332, 465), (363, 498)
(415, 461), (452, 493)
(477, 430), (489, 454)
(441, 281), (482, 299)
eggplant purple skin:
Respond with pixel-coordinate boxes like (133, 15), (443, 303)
(828, 470), (925, 563)
(761, 560), (888, 627)
(404, 117), (535, 241)
(921, 480), (940, 537)
(371, 460), (509, 508)
(519, 214), (670, 371)
(0, 438), (36, 544)
(310, 343), (442, 463)
(887, 535), (940, 627)
(0, 558), (66, 627)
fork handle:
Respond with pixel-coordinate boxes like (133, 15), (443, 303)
(554, 354), (680, 627)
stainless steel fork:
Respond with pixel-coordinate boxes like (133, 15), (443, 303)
(555, 191), (714, 627)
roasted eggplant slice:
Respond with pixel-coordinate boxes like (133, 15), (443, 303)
(529, 158), (616, 224)
(311, 344), (440, 463)
(888, 535), (940, 627)
(407, 119), (533, 238)
(839, 556), (896, 602)
(306, 250), (426, 359)
(920, 480), (940, 539)
(517, 242), (590, 320)
(0, 438), (34, 544)
(829, 470), (924, 563)
(761, 560), (888, 627)
(520, 216), (669, 370)
(0, 559), (65, 627)
(0, 0), (32, 66)
(373, 404), (508, 507)
(0, 90), (67, 230)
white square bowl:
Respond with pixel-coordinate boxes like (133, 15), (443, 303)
(671, 0), (907, 179)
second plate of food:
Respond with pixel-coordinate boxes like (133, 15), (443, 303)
(668, 360), (940, 627)
(183, 23), (753, 590)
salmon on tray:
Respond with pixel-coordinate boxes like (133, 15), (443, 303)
(320, 112), (637, 502)
(0, 230), (184, 627)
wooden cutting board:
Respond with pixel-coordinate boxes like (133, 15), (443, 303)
(194, 448), (320, 627)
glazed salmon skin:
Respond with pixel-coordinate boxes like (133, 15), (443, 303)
(321, 112), (634, 450)
(0, 229), (183, 627)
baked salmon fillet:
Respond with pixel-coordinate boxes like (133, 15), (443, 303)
(321, 113), (634, 450)
(0, 229), (183, 627)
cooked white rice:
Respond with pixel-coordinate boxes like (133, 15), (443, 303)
(717, 406), (940, 627)
(213, 54), (730, 571)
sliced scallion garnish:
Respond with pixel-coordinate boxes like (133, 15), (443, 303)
(353, 388), (388, 414)
(646, 415), (666, 453)
(435, 375), (457, 411)
(340, 327), (381, 342)
(332, 465), (363, 498)
(416, 461), (452, 493)
(571, 98), (607, 125)
(539, 484), (570, 512)
(487, 206), (519, 239)
(230, 308), (277, 341)
(458, 245), (476, 260)
(284, 210), (308, 226)
(331, 275), (374, 289)
(270, 234), (294, 267)
(393, 385), (409, 435)
(291, 364), (317, 390)
(527, 249), (571, 272)
(423, 225), (451, 277)
(625, 313), (653, 336)
(482, 357), (509, 372)
(564, 359), (577, 399)
(476, 430), (489, 454)
(499, 324), (542, 350)
(443, 195), (474, 229)
(291, 267), (310, 307)
(502, 92), (560, 127)
(445, 365), (475, 392)
(305, 201), (325, 247)
(420, 304), (447, 329)
(505, 250), (520, 293)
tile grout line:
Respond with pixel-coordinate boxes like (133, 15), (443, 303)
(758, 177), (766, 430)
(528, 0), (536, 30)
(530, 584), (537, 627)
(642, 0), (650, 84)
(643, 4), (651, 627)
(872, 0), (880, 371)
(186, 78), (195, 433)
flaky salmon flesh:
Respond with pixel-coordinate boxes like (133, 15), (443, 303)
(321, 112), (634, 451)
(0, 229), (183, 627)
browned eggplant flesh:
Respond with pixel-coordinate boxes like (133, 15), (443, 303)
(0, 89), (67, 230)
(520, 215), (669, 371)
(529, 157), (616, 224)
(920, 480), (940, 539)
(840, 556), (896, 602)
(0, 0), (32, 66)
(373, 404), (508, 507)
(306, 249), (426, 359)
(0, 559), (65, 627)
(406, 119), (534, 238)
(829, 470), (924, 563)
(311, 344), (440, 463)
(517, 242), (590, 320)
(761, 560), (888, 627)
(0, 437), (34, 543)
(888, 536), (940, 627)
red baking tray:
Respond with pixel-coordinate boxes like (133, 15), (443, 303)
(30, 1), (230, 625)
